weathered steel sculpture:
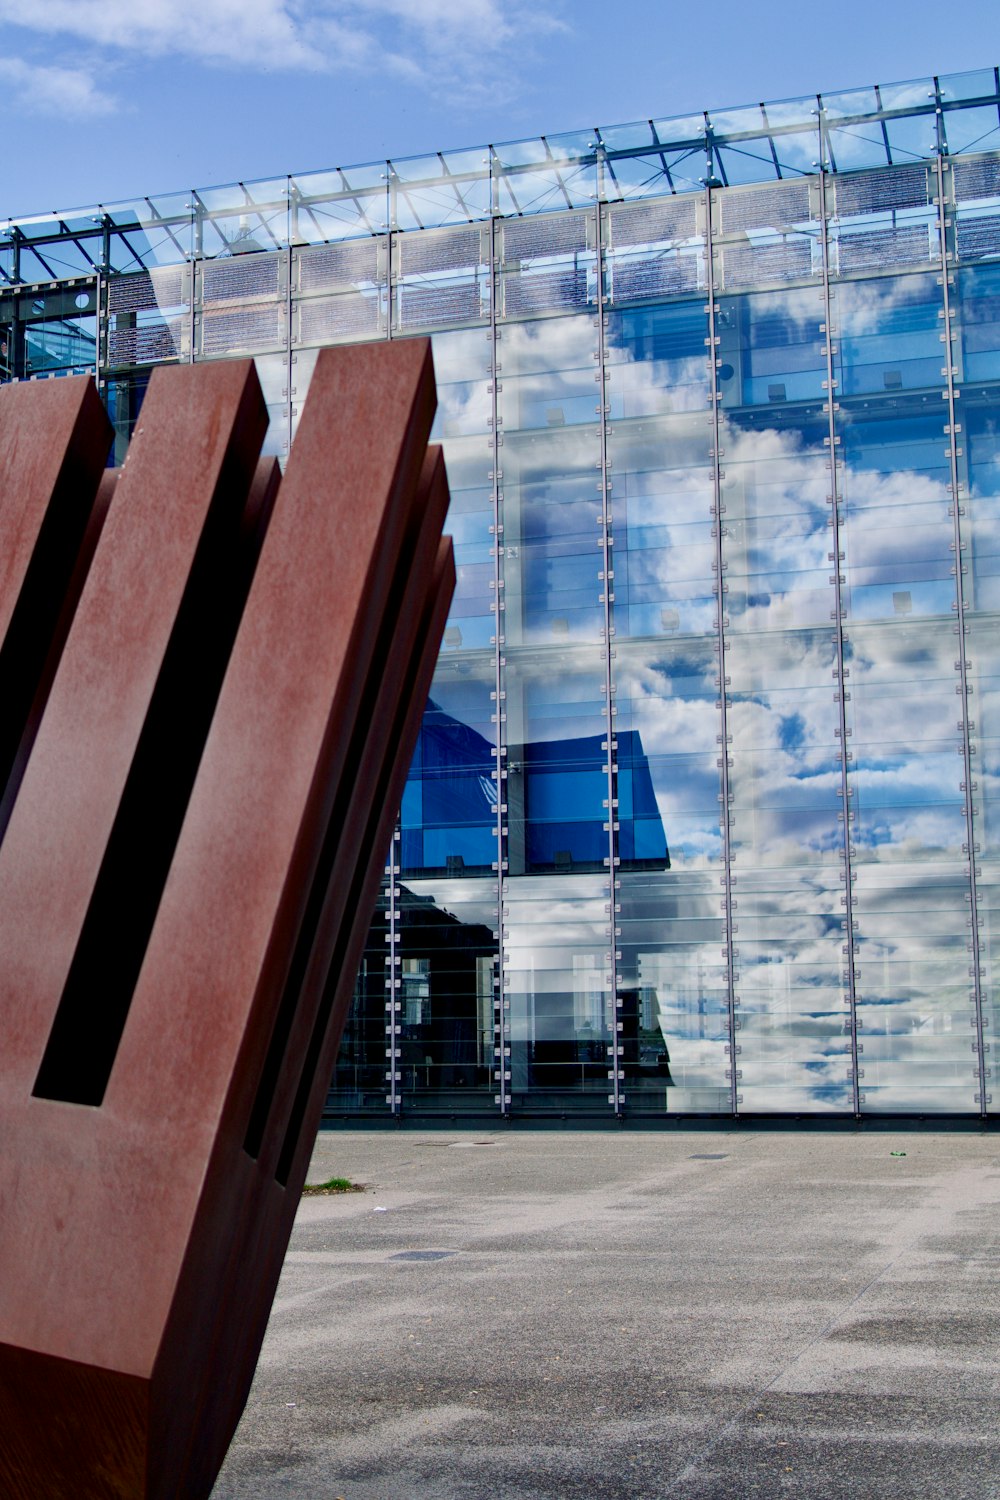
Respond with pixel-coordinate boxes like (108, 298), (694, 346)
(0, 342), (454, 1499)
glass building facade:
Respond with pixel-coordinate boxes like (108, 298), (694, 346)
(5, 69), (1000, 1122)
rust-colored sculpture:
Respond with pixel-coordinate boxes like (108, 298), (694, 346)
(0, 342), (454, 1499)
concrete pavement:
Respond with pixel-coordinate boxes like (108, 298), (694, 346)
(211, 1129), (1000, 1499)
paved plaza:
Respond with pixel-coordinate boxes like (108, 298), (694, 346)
(212, 1128), (1000, 1499)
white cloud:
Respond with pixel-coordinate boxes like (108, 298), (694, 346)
(0, 56), (115, 117)
(0, 1), (323, 69)
(0, 0), (563, 108)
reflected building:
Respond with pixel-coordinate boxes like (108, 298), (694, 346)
(5, 69), (1000, 1120)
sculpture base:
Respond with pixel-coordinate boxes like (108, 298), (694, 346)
(0, 1345), (147, 1499)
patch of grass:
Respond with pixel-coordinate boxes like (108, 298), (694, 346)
(302, 1176), (365, 1196)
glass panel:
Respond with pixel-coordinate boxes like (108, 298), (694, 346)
(853, 867), (979, 1112)
(833, 270), (944, 397)
(402, 652), (497, 878)
(328, 887), (393, 1116)
(956, 260), (1000, 381)
(724, 628), (842, 869)
(962, 249), (1000, 1106)
(612, 148), (707, 201)
(290, 165), (388, 244)
(494, 157), (598, 217)
(293, 236), (384, 296)
(252, 352), (289, 460)
(15, 232), (102, 281)
(884, 112), (939, 165)
(825, 123), (892, 174)
(829, 165), (938, 276)
(498, 307), (603, 649)
(102, 196), (194, 274)
(838, 408), (954, 616)
(291, 232), (387, 346)
(718, 399), (831, 632)
(953, 155), (1000, 268)
(618, 869), (730, 1112)
(652, 114), (709, 147)
(605, 300), (711, 415)
(965, 389), (1000, 611)
(977, 865), (1000, 1110)
(715, 180), (821, 292)
(614, 421), (717, 638)
(734, 869), (853, 1112)
(195, 247), (288, 359)
(604, 197), (705, 303)
(193, 180), (289, 256)
(503, 873), (613, 1112)
(107, 265), (190, 367)
(846, 620), (972, 1110)
(714, 125), (821, 186)
(940, 69), (999, 104)
(504, 648), (607, 874)
(599, 121), (659, 152)
(104, 371), (150, 465)
(392, 224), (490, 332)
(426, 324), (495, 647)
(614, 639), (721, 869)
(717, 285), (827, 410)
(821, 88), (880, 122)
(498, 210), (597, 318)
(942, 108), (1000, 160)
(390, 150), (492, 229)
(723, 629), (848, 1109)
(12, 283), (98, 378)
(846, 623), (965, 854)
(397, 878), (499, 1112)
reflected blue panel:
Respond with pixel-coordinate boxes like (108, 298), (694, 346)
(717, 291), (826, 409)
(835, 272), (943, 394)
(518, 730), (665, 868)
(402, 697), (667, 877)
(402, 666), (496, 876)
(606, 301), (710, 413)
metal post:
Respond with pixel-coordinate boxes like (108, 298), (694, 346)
(704, 181), (740, 1115)
(489, 160), (511, 1117)
(817, 150), (862, 1117)
(934, 144), (989, 1115)
(385, 834), (401, 1114)
(592, 187), (623, 1117)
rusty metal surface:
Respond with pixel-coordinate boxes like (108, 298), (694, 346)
(0, 342), (453, 1499)
(0, 377), (112, 841)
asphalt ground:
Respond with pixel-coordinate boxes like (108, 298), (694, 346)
(210, 1129), (1000, 1500)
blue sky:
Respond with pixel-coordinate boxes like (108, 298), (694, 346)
(2, 0), (996, 219)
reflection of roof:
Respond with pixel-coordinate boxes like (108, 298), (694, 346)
(412, 699), (669, 868)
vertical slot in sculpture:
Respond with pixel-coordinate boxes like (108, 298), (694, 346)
(0, 340), (454, 1499)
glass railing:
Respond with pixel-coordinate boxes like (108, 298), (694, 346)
(1, 68), (997, 281)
